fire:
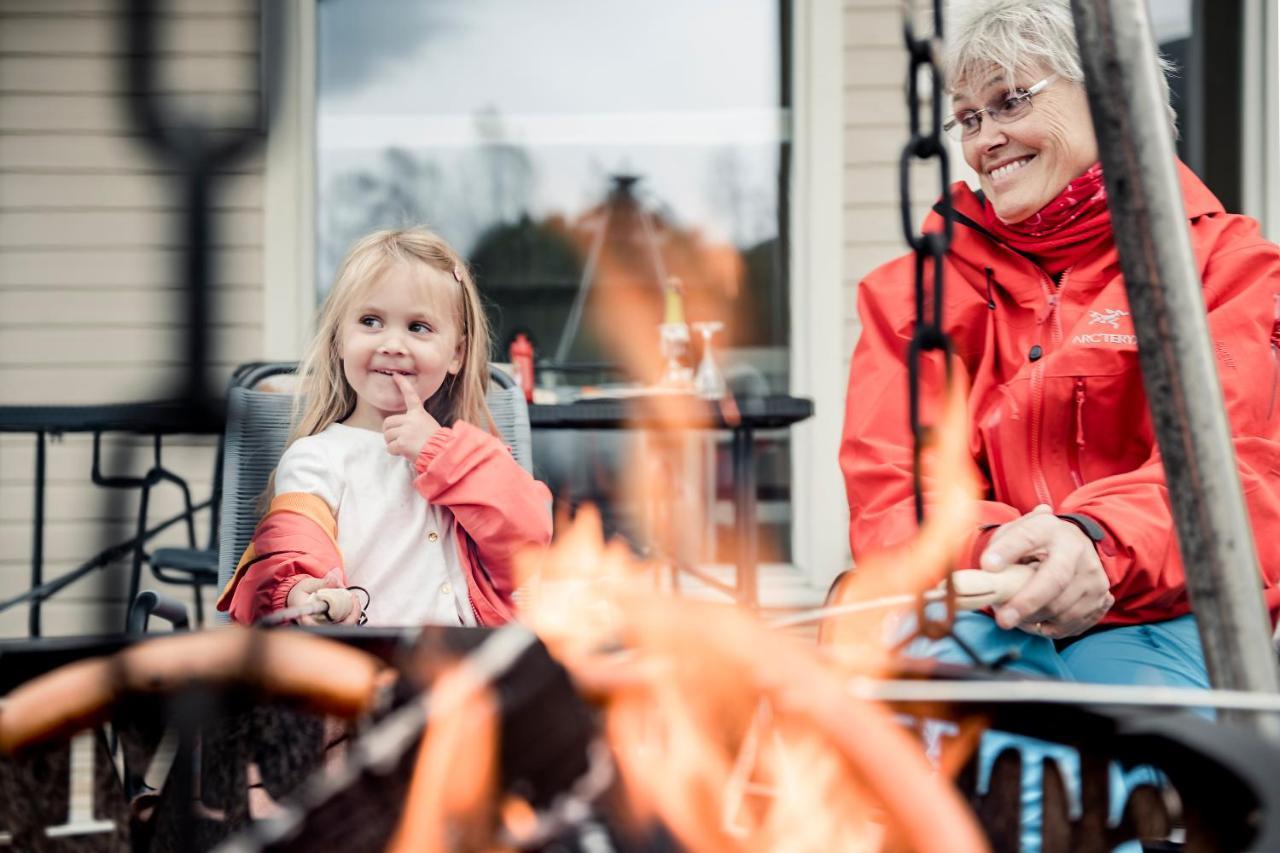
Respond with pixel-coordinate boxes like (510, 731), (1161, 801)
(502, 180), (991, 850)
(514, 512), (988, 852)
(387, 667), (502, 853)
(820, 369), (984, 659)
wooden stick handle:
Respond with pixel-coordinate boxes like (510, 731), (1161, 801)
(948, 564), (1036, 610)
(314, 588), (353, 622)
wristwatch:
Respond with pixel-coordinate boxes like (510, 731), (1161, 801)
(1056, 512), (1105, 544)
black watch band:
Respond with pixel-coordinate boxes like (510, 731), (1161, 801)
(1057, 512), (1105, 543)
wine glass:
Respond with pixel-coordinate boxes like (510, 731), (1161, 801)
(692, 321), (726, 400)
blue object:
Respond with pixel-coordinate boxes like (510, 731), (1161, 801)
(903, 610), (1208, 852)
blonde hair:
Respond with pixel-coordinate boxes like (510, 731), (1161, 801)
(289, 227), (497, 448)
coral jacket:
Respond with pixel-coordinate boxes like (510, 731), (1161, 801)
(841, 162), (1280, 626)
(217, 421), (552, 626)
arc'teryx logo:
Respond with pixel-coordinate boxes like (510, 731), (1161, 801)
(1088, 308), (1129, 329)
(1075, 306), (1137, 346)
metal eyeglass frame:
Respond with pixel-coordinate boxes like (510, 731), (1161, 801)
(943, 73), (1060, 141)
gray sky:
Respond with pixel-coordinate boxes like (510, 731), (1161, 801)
(316, 0), (788, 265)
(319, 0), (780, 116)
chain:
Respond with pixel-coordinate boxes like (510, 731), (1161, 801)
(899, 1), (957, 641)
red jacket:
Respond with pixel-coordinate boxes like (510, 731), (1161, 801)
(841, 162), (1280, 626)
(217, 421), (553, 626)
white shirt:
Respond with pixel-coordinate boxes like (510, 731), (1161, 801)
(274, 422), (476, 627)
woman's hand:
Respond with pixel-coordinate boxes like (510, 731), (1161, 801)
(980, 504), (1114, 639)
(286, 574), (363, 626)
(383, 374), (441, 462)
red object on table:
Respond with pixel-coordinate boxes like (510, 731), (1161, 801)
(509, 333), (535, 403)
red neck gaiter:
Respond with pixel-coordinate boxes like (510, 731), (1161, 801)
(981, 162), (1112, 276)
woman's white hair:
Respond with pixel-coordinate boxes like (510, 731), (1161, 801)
(944, 0), (1177, 132)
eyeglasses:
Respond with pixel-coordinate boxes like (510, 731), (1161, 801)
(944, 74), (1060, 141)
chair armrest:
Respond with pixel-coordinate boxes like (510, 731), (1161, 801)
(128, 590), (191, 636)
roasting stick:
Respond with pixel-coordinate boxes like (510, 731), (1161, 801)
(768, 564), (1036, 630)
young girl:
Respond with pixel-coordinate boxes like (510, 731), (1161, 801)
(216, 228), (552, 627)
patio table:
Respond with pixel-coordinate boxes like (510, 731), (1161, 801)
(0, 402), (222, 637)
(528, 394), (813, 607)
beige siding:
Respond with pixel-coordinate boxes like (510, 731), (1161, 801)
(0, 0), (264, 637)
(845, 2), (904, 362)
(843, 1), (942, 362)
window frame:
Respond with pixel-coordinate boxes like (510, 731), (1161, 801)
(262, 0), (318, 359)
(263, 0), (847, 587)
(1242, 0), (1280, 239)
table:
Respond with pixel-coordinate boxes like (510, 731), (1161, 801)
(527, 394), (813, 607)
(0, 402), (222, 637)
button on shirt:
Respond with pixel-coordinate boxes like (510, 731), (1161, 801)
(274, 423), (476, 627)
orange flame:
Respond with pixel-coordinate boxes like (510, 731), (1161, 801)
(821, 369), (984, 659)
(386, 667), (503, 853)
(515, 514), (988, 852)
(506, 179), (990, 851)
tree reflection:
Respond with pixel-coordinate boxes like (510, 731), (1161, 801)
(319, 135), (781, 381)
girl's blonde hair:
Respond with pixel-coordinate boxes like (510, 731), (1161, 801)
(289, 227), (497, 447)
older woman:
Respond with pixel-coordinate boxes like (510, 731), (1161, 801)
(842, 0), (1280, 846)
(843, 0), (1280, 681)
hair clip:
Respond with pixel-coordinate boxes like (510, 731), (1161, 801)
(452, 264), (463, 283)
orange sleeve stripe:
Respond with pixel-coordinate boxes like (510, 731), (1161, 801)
(265, 492), (339, 544)
(215, 492), (340, 610)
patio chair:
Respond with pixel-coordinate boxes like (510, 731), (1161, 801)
(134, 363), (276, 627)
(215, 364), (535, 614)
(485, 364), (534, 473)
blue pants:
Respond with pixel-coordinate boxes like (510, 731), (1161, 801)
(906, 611), (1209, 852)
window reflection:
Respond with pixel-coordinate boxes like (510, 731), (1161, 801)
(316, 0), (794, 562)
(318, 0), (789, 385)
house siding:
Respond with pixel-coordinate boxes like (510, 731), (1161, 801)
(0, 0), (264, 636)
(843, 2), (937, 365)
(0, 0), (952, 635)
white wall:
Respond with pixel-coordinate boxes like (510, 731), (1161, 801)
(788, 0), (847, 591)
(842, 2), (941, 359)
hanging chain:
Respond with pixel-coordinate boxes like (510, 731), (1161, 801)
(900, 0), (957, 641)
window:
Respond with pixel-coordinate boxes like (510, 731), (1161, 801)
(1154, 0), (1245, 212)
(316, 0), (795, 562)
(318, 0), (789, 370)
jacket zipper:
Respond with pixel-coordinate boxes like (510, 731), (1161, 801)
(450, 516), (489, 626)
(1270, 294), (1280, 420)
(1028, 268), (1072, 506)
(1027, 362), (1051, 505)
(1068, 377), (1087, 488)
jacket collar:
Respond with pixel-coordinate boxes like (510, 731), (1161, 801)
(929, 160), (1225, 296)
